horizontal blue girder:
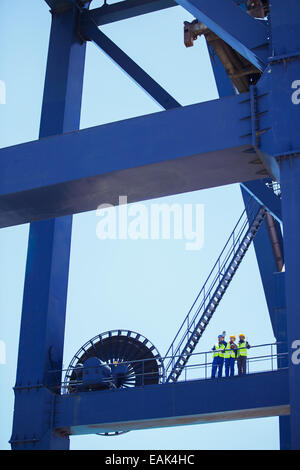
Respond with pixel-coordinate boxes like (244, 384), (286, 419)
(89, 0), (178, 26)
(0, 94), (268, 227)
(175, 0), (269, 70)
(54, 370), (289, 435)
(81, 16), (180, 110)
(44, 0), (74, 11)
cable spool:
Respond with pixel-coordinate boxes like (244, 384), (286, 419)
(65, 329), (165, 436)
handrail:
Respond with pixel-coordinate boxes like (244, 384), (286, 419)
(164, 197), (263, 375)
(51, 341), (287, 394)
(50, 341), (286, 377)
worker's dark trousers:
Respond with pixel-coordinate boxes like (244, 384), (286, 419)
(225, 357), (235, 377)
(237, 356), (247, 375)
(211, 357), (224, 378)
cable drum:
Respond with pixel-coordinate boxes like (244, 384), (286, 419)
(64, 329), (165, 436)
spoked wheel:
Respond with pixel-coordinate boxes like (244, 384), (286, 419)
(64, 329), (165, 436)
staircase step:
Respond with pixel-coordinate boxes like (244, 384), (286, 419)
(166, 202), (267, 383)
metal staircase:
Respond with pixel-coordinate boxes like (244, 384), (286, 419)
(165, 198), (267, 383)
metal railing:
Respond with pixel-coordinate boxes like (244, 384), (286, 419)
(178, 341), (288, 382)
(164, 197), (265, 378)
(265, 180), (281, 198)
(50, 341), (287, 394)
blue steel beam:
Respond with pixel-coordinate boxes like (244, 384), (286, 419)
(281, 158), (300, 450)
(10, 5), (87, 450)
(174, 0), (269, 70)
(81, 16), (180, 110)
(242, 188), (284, 335)
(45, 0), (75, 11)
(206, 43), (235, 97)
(268, 0), (300, 450)
(241, 179), (282, 222)
(273, 271), (290, 450)
(0, 94), (268, 228)
(54, 370), (289, 435)
(89, 0), (178, 26)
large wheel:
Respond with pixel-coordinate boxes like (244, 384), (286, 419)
(64, 329), (165, 436)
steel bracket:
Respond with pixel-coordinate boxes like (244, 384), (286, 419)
(75, 1), (93, 43)
(239, 86), (271, 176)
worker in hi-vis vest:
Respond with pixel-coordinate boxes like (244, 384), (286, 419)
(237, 334), (250, 375)
(211, 333), (227, 378)
(224, 335), (237, 377)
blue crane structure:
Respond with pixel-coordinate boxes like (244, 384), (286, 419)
(1, 0), (300, 450)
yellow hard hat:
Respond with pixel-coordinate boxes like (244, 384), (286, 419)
(239, 333), (245, 338)
(230, 335), (236, 340)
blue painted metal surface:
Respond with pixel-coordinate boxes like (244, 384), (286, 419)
(207, 25), (285, 334)
(207, 14), (285, 331)
(5, 0), (300, 450)
(80, 358), (114, 391)
(89, 0), (178, 26)
(0, 93), (267, 228)
(54, 370), (289, 435)
(280, 158), (300, 450)
(10, 4), (87, 450)
(273, 272), (290, 450)
(206, 43), (235, 97)
(45, 0), (74, 11)
(270, 0), (300, 449)
(207, 34), (279, 181)
(207, 12), (290, 448)
(241, 179), (282, 222)
(175, 0), (269, 70)
(248, 77), (280, 181)
(81, 15), (181, 110)
(241, 188), (284, 332)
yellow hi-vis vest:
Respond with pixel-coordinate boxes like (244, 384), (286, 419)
(237, 341), (248, 357)
(213, 343), (225, 358)
(224, 342), (236, 359)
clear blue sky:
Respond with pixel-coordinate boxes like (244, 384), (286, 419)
(0, 0), (279, 450)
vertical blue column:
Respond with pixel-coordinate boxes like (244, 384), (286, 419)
(269, 0), (300, 450)
(273, 272), (290, 450)
(280, 157), (300, 450)
(10, 4), (87, 450)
